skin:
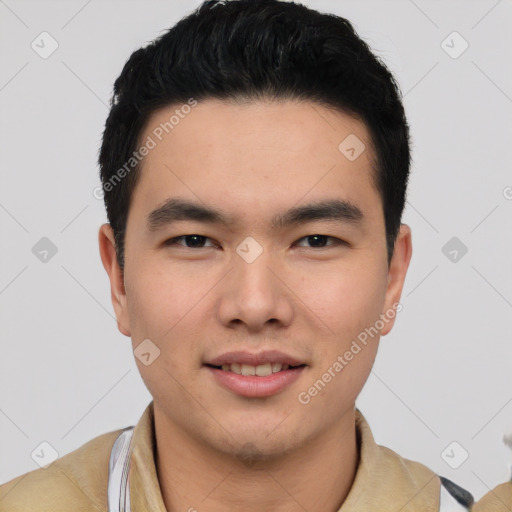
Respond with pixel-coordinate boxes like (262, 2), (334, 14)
(99, 98), (412, 512)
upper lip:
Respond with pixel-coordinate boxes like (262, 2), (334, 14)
(205, 350), (306, 367)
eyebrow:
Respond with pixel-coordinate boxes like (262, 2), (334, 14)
(147, 197), (364, 232)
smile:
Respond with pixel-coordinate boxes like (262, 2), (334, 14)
(205, 364), (307, 398)
(214, 362), (303, 376)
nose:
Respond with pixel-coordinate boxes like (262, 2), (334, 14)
(216, 246), (294, 334)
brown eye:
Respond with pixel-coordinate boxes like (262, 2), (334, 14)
(164, 235), (215, 248)
(295, 235), (346, 249)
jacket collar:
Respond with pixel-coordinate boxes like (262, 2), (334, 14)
(127, 402), (440, 511)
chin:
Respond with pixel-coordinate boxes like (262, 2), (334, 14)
(210, 428), (306, 466)
(234, 442), (284, 467)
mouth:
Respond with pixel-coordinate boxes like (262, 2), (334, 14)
(203, 351), (308, 398)
(205, 362), (306, 376)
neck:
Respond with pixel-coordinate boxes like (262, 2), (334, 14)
(154, 407), (359, 512)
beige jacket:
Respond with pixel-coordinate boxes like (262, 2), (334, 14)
(0, 402), (509, 511)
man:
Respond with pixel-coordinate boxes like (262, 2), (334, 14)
(0, 1), (510, 510)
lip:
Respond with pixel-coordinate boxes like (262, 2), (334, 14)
(205, 350), (306, 367)
(206, 365), (306, 398)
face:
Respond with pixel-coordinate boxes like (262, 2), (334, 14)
(99, 98), (412, 461)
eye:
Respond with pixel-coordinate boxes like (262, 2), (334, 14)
(294, 235), (347, 249)
(163, 234), (347, 250)
(164, 235), (217, 249)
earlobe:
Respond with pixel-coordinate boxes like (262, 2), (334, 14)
(98, 223), (131, 337)
(380, 224), (413, 336)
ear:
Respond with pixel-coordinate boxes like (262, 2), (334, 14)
(380, 223), (412, 336)
(98, 223), (131, 337)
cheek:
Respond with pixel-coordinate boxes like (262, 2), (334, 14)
(297, 260), (387, 340)
(294, 259), (385, 403)
(126, 267), (201, 406)
(126, 263), (189, 339)
(126, 265), (208, 372)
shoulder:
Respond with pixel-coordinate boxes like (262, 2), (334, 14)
(377, 445), (474, 511)
(0, 427), (125, 512)
(472, 481), (512, 512)
(353, 410), (473, 510)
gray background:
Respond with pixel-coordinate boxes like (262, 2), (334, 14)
(1, 0), (511, 503)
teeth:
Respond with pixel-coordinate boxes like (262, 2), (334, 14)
(218, 362), (292, 375)
(255, 363), (272, 376)
(241, 364), (256, 376)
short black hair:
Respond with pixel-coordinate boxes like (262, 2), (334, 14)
(99, 0), (411, 271)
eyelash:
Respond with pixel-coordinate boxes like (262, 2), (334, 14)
(163, 234), (348, 250)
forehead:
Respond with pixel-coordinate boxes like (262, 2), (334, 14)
(130, 98), (382, 229)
